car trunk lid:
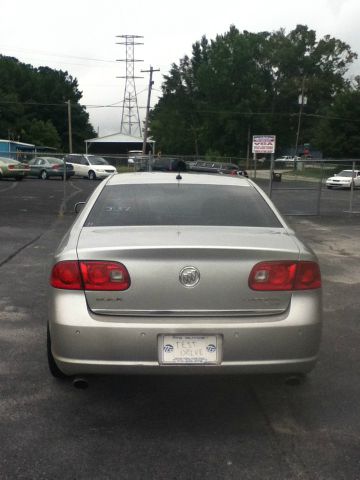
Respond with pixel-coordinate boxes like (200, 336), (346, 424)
(77, 226), (299, 317)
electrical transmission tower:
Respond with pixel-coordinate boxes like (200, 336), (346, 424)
(116, 35), (143, 137)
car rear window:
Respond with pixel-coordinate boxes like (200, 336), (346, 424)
(84, 184), (282, 228)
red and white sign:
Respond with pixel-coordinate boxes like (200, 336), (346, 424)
(252, 135), (276, 154)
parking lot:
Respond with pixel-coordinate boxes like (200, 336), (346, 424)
(0, 177), (360, 479)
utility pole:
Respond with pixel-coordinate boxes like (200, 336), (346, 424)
(246, 125), (251, 170)
(294, 76), (307, 159)
(67, 100), (73, 153)
(141, 66), (160, 154)
(116, 35), (143, 136)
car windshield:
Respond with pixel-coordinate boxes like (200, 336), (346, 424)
(84, 184), (282, 228)
(88, 156), (108, 165)
(337, 171), (353, 177)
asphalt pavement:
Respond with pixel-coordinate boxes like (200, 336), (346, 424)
(0, 177), (359, 480)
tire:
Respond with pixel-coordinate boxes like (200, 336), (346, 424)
(326, 186), (332, 189)
(15, 176), (23, 181)
(88, 170), (96, 180)
(40, 170), (48, 180)
(47, 322), (68, 379)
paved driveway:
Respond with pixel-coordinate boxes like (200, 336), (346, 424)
(0, 178), (359, 479)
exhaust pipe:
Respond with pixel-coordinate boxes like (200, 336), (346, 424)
(72, 377), (89, 389)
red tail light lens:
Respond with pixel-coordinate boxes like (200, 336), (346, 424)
(51, 261), (131, 290)
(80, 261), (130, 291)
(249, 261), (321, 291)
(52, 164), (60, 170)
(294, 261), (321, 290)
(51, 261), (82, 289)
(8, 164), (14, 170)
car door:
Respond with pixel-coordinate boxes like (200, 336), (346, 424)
(355, 171), (360, 187)
(78, 157), (90, 177)
(30, 158), (44, 177)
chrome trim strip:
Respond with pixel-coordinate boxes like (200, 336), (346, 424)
(90, 308), (286, 317)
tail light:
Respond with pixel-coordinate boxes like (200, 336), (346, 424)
(249, 261), (321, 291)
(80, 261), (130, 290)
(8, 165), (14, 170)
(51, 261), (82, 290)
(50, 261), (130, 291)
(52, 164), (61, 170)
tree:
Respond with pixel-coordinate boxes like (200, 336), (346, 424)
(314, 83), (360, 157)
(149, 25), (357, 156)
(24, 119), (61, 149)
(0, 55), (95, 151)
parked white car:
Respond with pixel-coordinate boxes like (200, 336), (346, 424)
(65, 154), (116, 180)
(275, 156), (301, 163)
(326, 170), (360, 189)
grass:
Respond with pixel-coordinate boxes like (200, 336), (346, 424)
(116, 165), (132, 173)
(283, 166), (342, 179)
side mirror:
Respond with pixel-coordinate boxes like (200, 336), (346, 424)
(74, 201), (86, 214)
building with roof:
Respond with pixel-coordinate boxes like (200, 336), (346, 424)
(85, 132), (155, 155)
(0, 139), (35, 159)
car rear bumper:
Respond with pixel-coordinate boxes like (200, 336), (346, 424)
(326, 181), (351, 188)
(49, 290), (322, 376)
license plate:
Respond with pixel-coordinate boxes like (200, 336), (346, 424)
(159, 335), (221, 365)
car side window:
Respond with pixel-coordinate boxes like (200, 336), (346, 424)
(81, 158), (89, 165)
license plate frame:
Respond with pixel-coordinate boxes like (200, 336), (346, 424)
(158, 334), (222, 365)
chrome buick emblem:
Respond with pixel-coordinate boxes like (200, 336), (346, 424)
(179, 266), (200, 288)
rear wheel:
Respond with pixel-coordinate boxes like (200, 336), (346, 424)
(88, 170), (96, 180)
(47, 322), (68, 379)
(40, 170), (48, 180)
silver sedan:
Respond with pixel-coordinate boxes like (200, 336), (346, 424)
(47, 172), (322, 379)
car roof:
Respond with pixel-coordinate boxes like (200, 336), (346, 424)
(107, 171), (251, 187)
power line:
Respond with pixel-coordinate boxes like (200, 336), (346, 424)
(0, 100), (358, 122)
(0, 46), (117, 64)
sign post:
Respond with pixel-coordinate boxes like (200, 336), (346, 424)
(252, 135), (276, 156)
(252, 135), (276, 195)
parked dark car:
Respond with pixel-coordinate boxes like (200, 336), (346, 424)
(139, 157), (187, 172)
(190, 160), (248, 177)
(27, 157), (75, 180)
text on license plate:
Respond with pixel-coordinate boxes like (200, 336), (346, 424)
(159, 335), (221, 365)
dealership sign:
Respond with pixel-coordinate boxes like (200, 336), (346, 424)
(252, 135), (276, 154)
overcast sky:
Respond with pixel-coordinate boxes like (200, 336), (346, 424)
(2, 0), (360, 137)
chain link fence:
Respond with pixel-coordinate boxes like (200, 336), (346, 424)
(251, 158), (360, 216)
(22, 151), (360, 216)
